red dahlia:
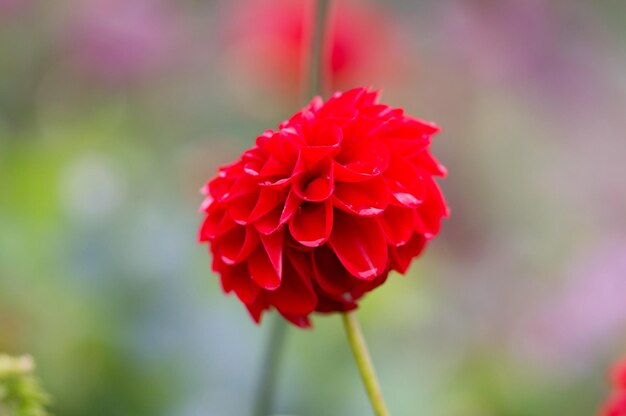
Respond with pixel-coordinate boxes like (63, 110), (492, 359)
(612, 358), (626, 389)
(199, 87), (448, 327)
(601, 391), (626, 416)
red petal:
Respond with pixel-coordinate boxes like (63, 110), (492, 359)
(248, 187), (289, 222)
(385, 157), (425, 208)
(278, 312), (311, 328)
(413, 151), (448, 177)
(333, 176), (389, 216)
(228, 192), (260, 224)
(218, 226), (259, 265)
(314, 293), (358, 313)
(317, 88), (364, 121)
(389, 234), (426, 274)
(289, 200), (333, 247)
(378, 205), (416, 246)
(263, 131), (300, 170)
(207, 170), (237, 200)
(258, 155), (291, 179)
(221, 173), (258, 202)
(279, 190), (302, 224)
(334, 137), (390, 182)
(385, 137), (431, 159)
(292, 159), (334, 202)
(416, 177), (449, 238)
(253, 205), (282, 235)
(305, 122), (343, 148)
(247, 245), (282, 290)
(199, 209), (237, 242)
(611, 358), (626, 389)
(355, 89), (380, 107)
(328, 211), (388, 280)
(259, 228), (284, 280)
(222, 264), (259, 304)
(266, 251), (317, 315)
(253, 191), (301, 236)
(245, 295), (270, 324)
(312, 245), (355, 298)
(376, 116), (439, 139)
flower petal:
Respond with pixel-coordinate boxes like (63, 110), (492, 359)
(317, 88), (364, 121)
(312, 245), (354, 298)
(292, 159), (334, 202)
(259, 228), (284, 280)
(385, 157), (425, 208)
(218, 226), (259, 265)
(267, 251), (317, 315)
(247, 245), (282, 290)
(289, 200), (333, 247)
(416, 177), (449, 238)
(334, 136), (390, 182)
(328, 211), (388, 280)
(228, 192), (260, 224)
(333, 176), (389, 216)
(376, 116), (439, 139)
(278, 312), (311, 328)
(222, 264), (259, 304)
(199, 208), (237, 241)
(245, 295), (270, 324)
(378, 205), (416, 246)
(248, 187), (289, 222)
(220, 173), (258, 202)
(279, 190), (302, 224)
(389, 234), (426, 274)
(253, 205), (282, 235)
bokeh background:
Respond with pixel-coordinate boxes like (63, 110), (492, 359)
(2, 0), (626, 415)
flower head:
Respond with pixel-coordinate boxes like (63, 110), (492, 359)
(199, 88), (448, 327)
(612, 358), (626, 389)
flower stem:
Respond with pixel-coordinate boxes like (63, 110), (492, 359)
(342, 311), (391, 416)
(252, 1), (331, 415)
(253, 315), (287, 416)
(307, 0), (331, 99)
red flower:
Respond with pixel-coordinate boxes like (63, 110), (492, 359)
(600, 391), (626, 416)
(612, 358), (626, 389)
(600, 357), (626, 416)
(199, 88), (448, 327)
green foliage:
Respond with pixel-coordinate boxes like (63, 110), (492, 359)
(0, 355), (50, 416)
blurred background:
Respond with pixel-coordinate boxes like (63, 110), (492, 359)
(1, 0), (626, 414)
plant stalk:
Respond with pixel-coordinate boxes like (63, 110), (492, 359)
(252, 1), (332, 415)
(342, 311), (391, 416)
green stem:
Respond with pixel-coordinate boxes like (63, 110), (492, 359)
(342, 311), (391, 416)
(252, 316), (287, 416)
(307, 0), (331, 99)
(252, 2), (331, 415)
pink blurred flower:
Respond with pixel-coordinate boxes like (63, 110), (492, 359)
(440, 0), (605, 105)
(67, 0), (182, 84)
(0, 0), (29, 17)
(519, 239), (626, 369)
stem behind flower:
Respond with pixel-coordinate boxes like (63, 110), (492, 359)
(307, 0), (331, 99)
(253, 316), (287, 416)
(253, 1), (332, 415)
